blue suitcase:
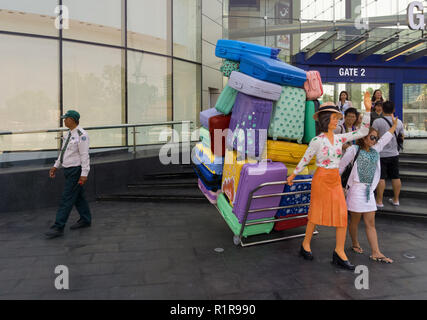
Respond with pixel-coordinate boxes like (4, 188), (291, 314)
(239, 54), (307, 87)
(277, 175), (312, 217)
(193, 163), (222, 192)
(215, 39), (281, 62)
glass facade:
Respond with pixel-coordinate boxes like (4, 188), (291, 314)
(403, 84), (427, 137)
(0, 0), (201, 153)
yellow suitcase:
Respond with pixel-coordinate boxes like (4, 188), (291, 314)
(266, 140), (316, 165)
(221, 149), (257, 207)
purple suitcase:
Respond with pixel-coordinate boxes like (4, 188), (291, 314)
(226, 92), (273, 158)
(200, 108), (222, 129)
(232, 160), (287, 224)
(198, 179), (220, 204)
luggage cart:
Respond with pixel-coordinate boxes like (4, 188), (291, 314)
(214, 179), (318, 247)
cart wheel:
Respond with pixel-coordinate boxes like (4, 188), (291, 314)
(233, 235), (240, 246)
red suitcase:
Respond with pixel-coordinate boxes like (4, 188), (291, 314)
(209, 114), (232, 157)
(274, 214), (308, 231)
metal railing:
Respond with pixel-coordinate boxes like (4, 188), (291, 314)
(215, 179), (318, 247)
(0, 120), (194, 155)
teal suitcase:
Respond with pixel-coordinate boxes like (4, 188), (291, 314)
(215, 84), (238, 115)
(303, 100), (317, 144)
(217, 193), (274, 238)
(268, 86), (306, 144)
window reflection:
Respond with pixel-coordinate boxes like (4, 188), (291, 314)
(403, 84), (427, 137)
(63, 41), (124, 148)
(173, 60), (201, 128)
(63, 0), (122, 46)
(128, 0), (171, 55)
(0, 34), (59, 151)
(128, 51), (172, 145)
(0, 0), (59, 36)
(173, 0), (201, 62)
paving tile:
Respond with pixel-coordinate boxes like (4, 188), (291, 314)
(0, 200), (427, 299)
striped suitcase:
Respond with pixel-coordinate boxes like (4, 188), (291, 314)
(193, 163), (221, 192)
(268, 86), (306, 143)
(217, 193), (274, 238)
(228, 71), (282, 101)
(193, 143), (224, 175)
(215, 39), (281, 62)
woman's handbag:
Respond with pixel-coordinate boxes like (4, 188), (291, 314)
(341, 146), (361, 188)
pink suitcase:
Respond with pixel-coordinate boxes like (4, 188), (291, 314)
(198, 179), (220, 204)
(232, 160), (287, 224)
(304, 71), (323, 100)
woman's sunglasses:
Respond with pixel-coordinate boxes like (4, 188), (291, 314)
(369, 135), (379, 142)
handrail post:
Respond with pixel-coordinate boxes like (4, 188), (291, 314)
(133, 125), (136, 155)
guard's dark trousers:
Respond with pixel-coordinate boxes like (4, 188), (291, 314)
(54, 166), (91, 228)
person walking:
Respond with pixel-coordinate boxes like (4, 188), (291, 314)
(45, 110), (92, 239)
(334, 107), (358, 153)
(339, 117), (399, 264)
(287, 92), (372, 271)
(372, 101), (405, 207)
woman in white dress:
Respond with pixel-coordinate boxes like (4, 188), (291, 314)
(339, 116), (398, 263)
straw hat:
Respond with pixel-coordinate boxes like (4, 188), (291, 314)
(313, 102), (343, 121)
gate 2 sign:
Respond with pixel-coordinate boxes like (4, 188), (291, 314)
(338, 67), (367, 77)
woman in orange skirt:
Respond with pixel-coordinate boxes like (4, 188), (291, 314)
(287, 92), (372, 270)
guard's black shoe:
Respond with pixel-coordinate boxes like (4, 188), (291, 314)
(44, 226), (64, 239)
(332, 251), (355, 271)
(70, 219), (91, 230)
(299, 245), (314, 261)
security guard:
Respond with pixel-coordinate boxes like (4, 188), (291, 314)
(45, 110), (92, 239)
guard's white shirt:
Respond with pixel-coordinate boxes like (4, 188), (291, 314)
(54, 126), (90, 177)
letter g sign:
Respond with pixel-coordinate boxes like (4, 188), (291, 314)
(407, 1), (425, 31)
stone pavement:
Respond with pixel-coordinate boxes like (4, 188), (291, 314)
(0, 200), (427, 300)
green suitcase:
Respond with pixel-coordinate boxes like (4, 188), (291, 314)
(268, 86), (306, 144)
(217, 193), (274, 238)
(215, 84), (238, 115)
(303, 101), (316, 144)
(199, 126), (211, 149)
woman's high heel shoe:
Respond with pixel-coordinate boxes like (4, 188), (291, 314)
(300, 245), (314, 261)
(332, 251), (355, 270)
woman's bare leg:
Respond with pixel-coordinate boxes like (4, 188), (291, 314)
(363, 212), (393, 263)
(302, 221), (316, 252)
(335, 226), (349, 261)
(349, 212), (363, 252)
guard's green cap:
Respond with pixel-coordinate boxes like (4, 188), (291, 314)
(61, 110), (80, 122)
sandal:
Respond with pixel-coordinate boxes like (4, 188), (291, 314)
(351, 246), (364, 254)
(369, 255), (393, 264)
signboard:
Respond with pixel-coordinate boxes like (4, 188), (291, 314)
(338, 67), (367, 78)
(407, 1), (426, 30)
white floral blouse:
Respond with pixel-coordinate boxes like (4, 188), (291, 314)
(293, 112), (371, 175)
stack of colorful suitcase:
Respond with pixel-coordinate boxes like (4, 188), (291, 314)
(194, 39), (326, 240)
